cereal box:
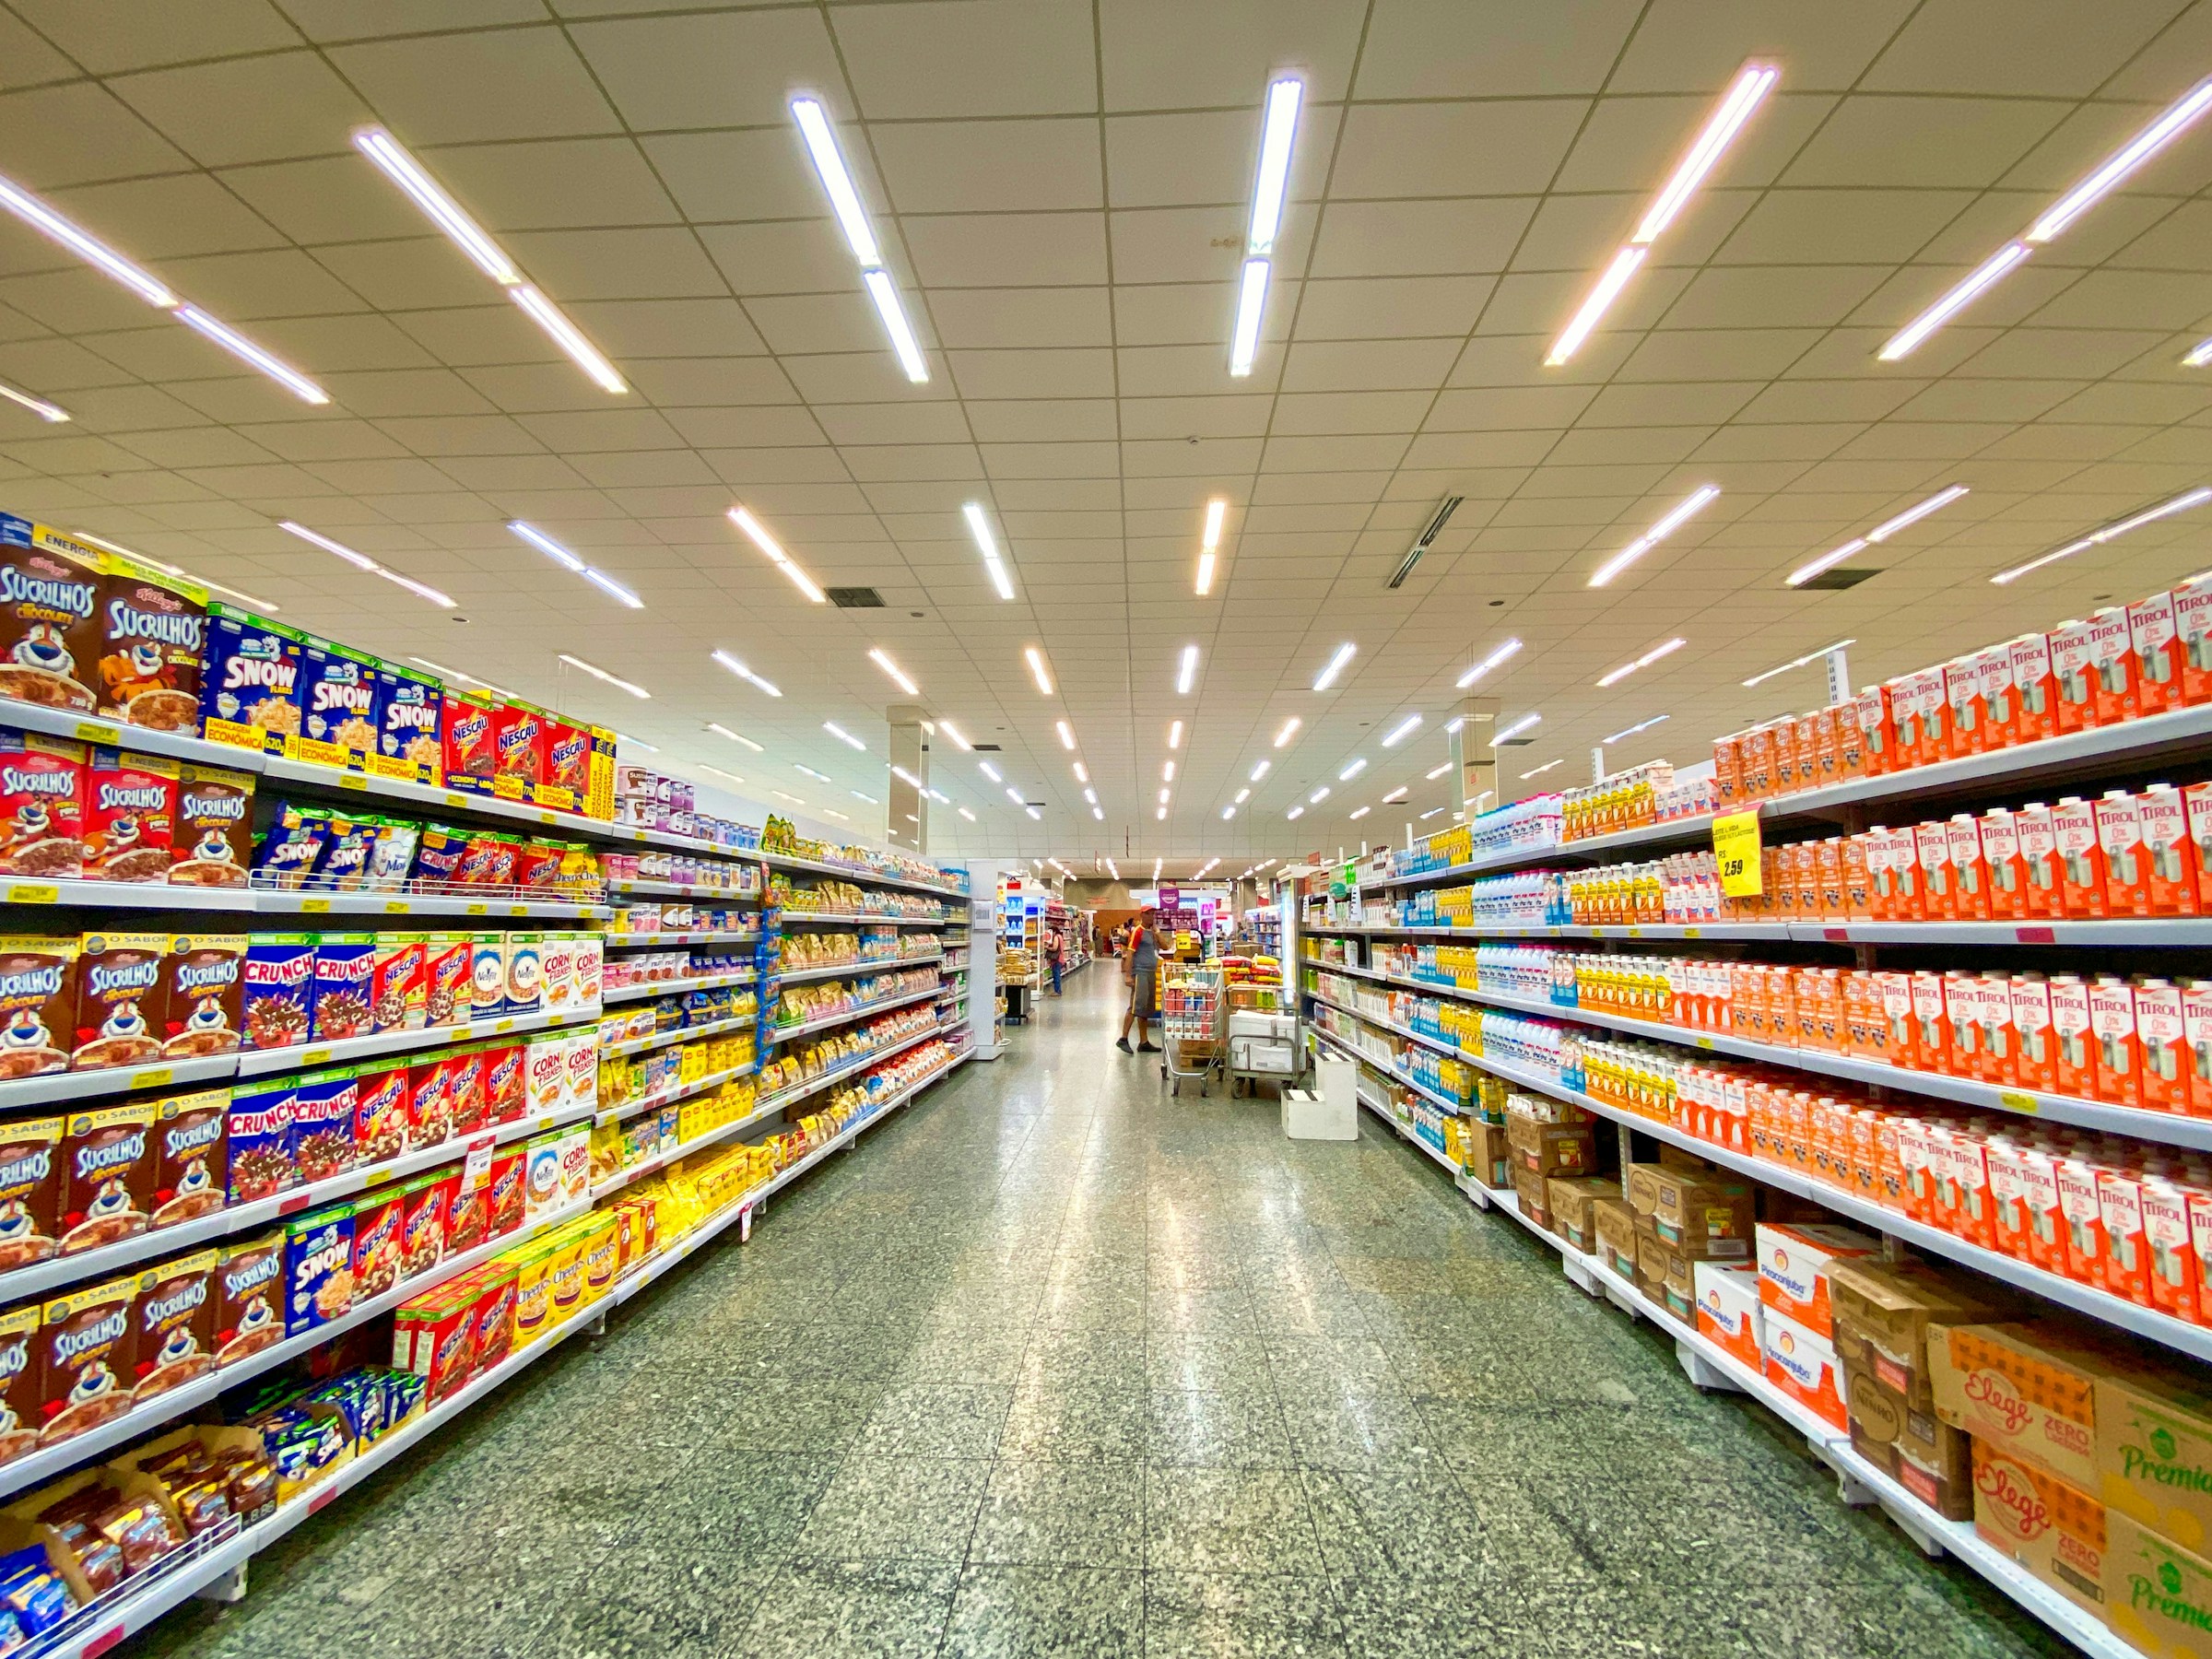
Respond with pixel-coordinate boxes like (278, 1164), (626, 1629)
(133, 1247), (216, 1398)
(490, 702), (545, 804)
(56, 1101), (154, 1254)
(0, 731), (84, 878)
(36, 1270), (146, 1443)
(392, 1272), (477, 1405)
(199, 605), (303, 756)
(537, 719), (590, 813)
(483, 1041), (525, 1124)
(293, 636), (380, 771)
(96, 556), (205, 733)
(170, 761), (251, 888)
(309, 935), (376, 1041)
(371, 935), (426, 1032)
(504, 935), (542, 1015)
(440, 687), (496, 795)
(291, 1067), (359, 1183)
(370, 659), (442, 786)
(0, 1116), (65, 1270)
(486, 1147), (526, 1239)
(82, 748), (176, 883)
(241, 935), (314, 1051)
(0, 524), (101, 714)
(469, 1264), (518, 1376)
(352, 1064), (410, 1164)
(348, 1189), (405, 1300)
(225, 1077), (297, 1203)
(159, 934), (243, 1058)
(471, 935), (508, 1019)
(70, 932), (165, 1070)
(150, 1088), (226, 1227)
(211, 1230), (282, 1366)
(422, 934), (471, 1028)
(395, 1168), (455, 1282)
(446, 1045), (486, 1137)
(408, 1056), (453, 1148)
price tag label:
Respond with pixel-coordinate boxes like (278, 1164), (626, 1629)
(445, 794), (469, 809)
(465, 902), (488, 915)
(300, 897), (331, 913)
(1998, 1089), (2039, 1114)
(461, 1141), (493, 1193)
(1682, 926), (1700, 939)
(1694, 1036), (1714, 1051)
(361, 1166), (394, 1187)
(300, 1048), (331, 1066)
(1712, 810), (1764, 898)
(5, 884), (58, 905)
(340, 773), (367, 790)
(134, 1067), (173, 1088)
(381, 899), (410, 914)
(73, 721), (120, 745)
(538, 811), (558, 825)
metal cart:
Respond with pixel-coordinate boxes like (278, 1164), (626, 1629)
(1222, 982), (1295, 1098)
(1159, 964), (1224, 1096)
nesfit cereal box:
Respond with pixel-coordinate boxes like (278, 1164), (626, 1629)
(95, 555), (206, 733)
(0, 730), (85, 878)
(371, 660), (442, 787)
(82, 747), (177, 883)
(293, 635), (379, 772)
(0, 516), (101, 714)
(200, 604), (303, 756)
(169, 763), (252, 888)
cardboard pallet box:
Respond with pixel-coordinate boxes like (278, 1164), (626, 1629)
(1635, 1230), (1670, 1312)
(2107, 1510), (2212, 1657)
(1594, 1197), (1639, 1279)
(1694, 1262), (1762, 1371)
(1547, 1176), (1620, 1257)
(2095, 1359), (2212, 1555)
(1971, 1439), (2108, 1626)
(1647, 1167), (1756, 1261)
(1505, 1111), (1596, 1179)
(1455, 1118), (1511, 1191)
(1929, 1320), (2111, 1492)
(1511, 1163), (1553, 1231)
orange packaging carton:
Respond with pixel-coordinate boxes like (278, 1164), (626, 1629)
(1853, 683), (1896, 776)
(2143, 1176), (2199, 1324)
(2140, 782), (2199, 916)
(1974, 642), (2020, 751)
(1842, 971), (1885, 1062)
(2131, 588), (2184, 717)
(2012, 1144), (2068, 1275)
(1738, 723), (1774, 802)
(2087, 606), (2140, 726)
(2049, 618), (2101, 735)
(2191, 1187), (2212, 1320)
(1757, 1220), (1879, 1337)
(1877, 970), (1917, 1069)
(2187, 783), (2212, 904)
(1930, 1320), (2109, 1491)
(2051, 976), (2097, 1101)
(2177, 574), (2212, 706)
(2053, 797), (2109, 919)
(1980, 971), (2018, 1085)
(2097, 1167), (2154, 1307)
(1841, 834), (1874, 919)
(1944, 657), (1988, 757)
(2137, 980), (2189, 1115)
(1864, 828), (1900, 921)
(1694, 1262), (1762, 1372)
(1712, 734), (1743, 806)
(2097, 790), (2154, 918)
(1912, 970), (1951, 1075)
(2088, 977), (2143, 1108)
(1943, 973), (1984, 1081)
(1833, 699), (1868, 779)
(1771, 716), (1801, 794)
(2057, 1154), (2112, 1287)
(1762, 1303), (1847, 1430)
(2017, 802), (2065, 921)
(1947, 815), (1992, 922)
(2185, 982), (2212, 1118)
(1889, 824), (1926, 920)
(2010, 630), (2059, 744)
(1971, 1441), (2109, 1623)
(2010, 974), (2058, 1093)
(1894, 668), (1950, 769)
(1982, 808), (2028, 922)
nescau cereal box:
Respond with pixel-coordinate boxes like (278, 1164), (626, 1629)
(200, 604), (303, 756)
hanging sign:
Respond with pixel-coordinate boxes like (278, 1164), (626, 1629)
(1712, 809), (1764, 897)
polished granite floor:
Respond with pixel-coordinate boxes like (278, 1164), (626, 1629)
(141, 968), (2066, 1658)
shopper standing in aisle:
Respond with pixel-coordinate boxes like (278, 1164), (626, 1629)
(1116, 906), (1160, 1053)
(1045, 926), (1063, 996)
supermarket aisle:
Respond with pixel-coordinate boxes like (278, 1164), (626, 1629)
(140, 971), (2058, 1659)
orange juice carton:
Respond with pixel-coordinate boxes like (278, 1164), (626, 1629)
(1912, 970), (1952, 1075)
(2057, 1154), (2112, 1287)
(2177, 574), (2212, 705)
(1975, 642), (2020, 750)
(1917, 819), (1958, 921)
(1877, 970), (1917, 1068)
(1757, 1220), (1879, 1337)
(1762, 1303), (1847, 1430)
(2097, 790), (2155, 917)
(1712, 733), (1743, 806)
(1853, 682), (1897, 776)
(2051, 976), (2097, 1101)
(2011, 974), (2058, 1093)
(1943, 973), (1984, 1080)
(1972, 1441), (2109, 1621)
(2097, 1166), (2155, 1307)
(2088, 606), (2140, 725)
(2185, 982), (2212, 1118)
(2011, 630), (2059, 744)
(1841, 833), (1874, 919)
(1931, 1321), (2109, 1492)
(1694, 1261), (1763, 1372)
(1833, 699), (1868, 778)
(1982, 808), (2028, 921)
(2131, 588), (2183, 716)
(2053, 797), (2110, 919)
(1979, 972), (2018, 1085)
(2140, 783), (2199, 916)
(2017, 802), (2065, 921)
(2089, 977), (2144, 1107)
(2138, 980), (2189, 1115)
(1947, 815), (1992, 922)
(2144, 1177), (2200, 1324)
(2049, 618), (2100, 734)
(1944, 657), (1988, 756)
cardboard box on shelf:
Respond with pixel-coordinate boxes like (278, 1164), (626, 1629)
(1547, 1176), (1620, 1256)
(2106, 1510), (2212, 1657)
(1511, 1163), (1552, 1231)
(1842, 1351), (1975, 1520)
(2097, 1363), (2212, 1553)
(1594, 1198), (1639, 1278)
(1756, 1221), (1879, 1337)
(1763, 1304), (1847, 1430)
(1505, 1113), (1596, 1179)
(1649, 1169), (1756, 1257)
(1930, 1321), (2108, 1493)
(1458, 1119), (1511, 1191)
(1660, 1246), (1702, 1326)
(1635, 1230), (1669, 1311)
(1972, 1440), (2108, 1625)
(1694, 1262), (1762, 1372)
(1827, 1258), (2015, 1408)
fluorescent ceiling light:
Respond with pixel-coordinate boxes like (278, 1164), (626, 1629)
(727, 507), (827, 604)
(862, 270), (929, 383)
(711, 650), (782, 699)
(1287, 805), (1304, 820)
(1521, 759), (1564, 780)
(1250, 759), (1271, 782)
(1153, 859), (1163, 877)
(867, 648), (918, 696)
(1226, 77), (1303, 377)
(1991, 487), (2212, 585)
(1312, 642), (1355, 691)
(1005, 786), (1023, 806)
(1025, 647), (1054, 696)
(1195, 551), (1217, 597)
(706, 722), (763, 752)
(824, 722), (865, 751)
(980, 761), (1002, 782)
(773, 790), (805, 806)
(1783, 485), (1970, 586)
(410, 656), (512, 699)
(1742, 639), (1855, 689)
(1547, 246), (1648, 368)
(609, 731), (655, 753)
(1092, 806), (1103, 820)
(1168, 721), (1184, 750)
(1221, 806), (1236, 820)
(1595, 637), (1685, 688)
(696, 763), (747, 787)
(1382, 786), (1407, 804)
(1308, 786), (1330, 804)
(1337, 758), (1367, 782)
(1230, 258), (1270, 378)
(961, 501), (1016, 600)
(852, 790), (878, 803)
(2186, 338), (2212, 369)
(792, 98), (929, 382)
(1234, 787), (1252, 804)
(509, 522), (641, 608)
(0, 382), (66, 422)
(1455, 638), (1523, 689)
(509, 286), (624, 394)
(1878, 242), (2030, 361)
(1588, 485), (1719, 587)
(354, 129), (516, 285)
(1349, 806), (1371, 821)
(1489, 713), (1541, 747)
(795, 763), (830, 782)
(176, 306), (328, 404)
(1154, 806), (1166, 820)
(1074, 761), (1088, 782)
(1176, 644), (1199, 695)
(1603, 713), (1670, 745)
(1195, 499), (1228, 598)
(1380, 714), (1421, 747)
(0, 171), (175, 307)
(1084, 787), (1097, 805)
(1056, 720), (1077, 750)
(277, 522), (453, 607)
(937, 720), (972, 751)
(1445, 717), (1464, 735)
(2030, 77), (2212, 242)
(1419, 806), (1445, 821)
(1162, 760), (1176, 782)
(820, 809), (849, 823)
(1158, 787), (1171, 806)
(959, 806), (976, 822)
(1425, 761), (1451, 781)
(1272, 719), (1300, 749)
(891, 764), (924, 789)
(925, 787), (950, 805)
(557, 653), (649, 700)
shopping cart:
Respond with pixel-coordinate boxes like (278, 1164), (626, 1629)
(1160, 964), (1225, 1097)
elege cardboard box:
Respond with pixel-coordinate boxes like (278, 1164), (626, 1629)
(1972, 1440), (2107, 1625)
(1929, 1321), (2108, 1492)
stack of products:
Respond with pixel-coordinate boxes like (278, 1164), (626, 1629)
(600, 947), (750, 993)
(597, 984), (756, 1047)
(1560, 759), (1714, 841)
(0, 735), (253, 886)
(593, 1031), (753, 1122)
(606, 901), (751, 936)
(609, 766), (759, 848)
(757, 817), (965, 893)
(773, 965), (935, 1030)
(997, 947), (1034, 985)
(252, 804), (605, 902)
(758, 1004), (938, 1096)
(602, 849), (760, 894)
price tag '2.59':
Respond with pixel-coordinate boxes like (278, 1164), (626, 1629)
(1712, 809), (1764, 898)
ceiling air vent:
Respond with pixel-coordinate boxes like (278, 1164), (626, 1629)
(972, 743), (1002, 752)
(826, 586), (884, 607)
(1796, 567), (1879, 592)
(1386, 496), (1464, 589)
(1494, 735), (1536, 747)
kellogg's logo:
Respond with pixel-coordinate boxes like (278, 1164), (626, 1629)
(1974, 1456), (2047, 1537)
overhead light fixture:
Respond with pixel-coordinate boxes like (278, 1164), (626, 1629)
(1074, 761), (1089, 782)
(1168, 720), (1184, 750)
(867, 648), (919, 696)
(1419, 806), (1446, 821)
(824, 722), (865, 751)
(1425, 761), (1451, 781)
(695, 763), (747, 787)
(924, 787), (950, 805)
(959, 806), (976, 822)
(1005, 786), (1024, 806)
(1603, 713), (1670, 745)
(1176, 644), (1199, 695)
(852, 790), (879, 803)
(1743, 639), (1856, 689)
(357, 128), (623, 395)
(1092, 806), (1104, 820)
(1250, 761), (1272, 783)
(176, 307), (329, 405)
(1024, 646), (1054, 696)
(1992, 487), (2212, 585)
(0, 382), (66, 422)
(1055, 720), (1077, 751)
(1027, 805), (1043, 821)
(1521, 759), (1564, 780)
(1489, 712), (1541, 747)
(795, 763), (830, 782)
(890, 764), (924, 790)
(772, 790), (805, 806)
(1308, 785), (1330, 804)
(1386, 496), (1464, 589)
(1349, 806), (1371, 821)
(1272, 719), (1300, 749)
(1154, 858), (1163, 878)
(1196, 499), (1227, 595)
(1083, 787), (1098, 805)
(726, 506), (826, 604)
(1158, 787), (1171, 806)
(1382, 786), (1407, 804)
(1455, 638), (1523, 689)
(1221, 806), (1237, 820)
(277, 522), (453, 607)
(820, 808), (850, 823)
(1596, 638), (1685, 688)
(1877, 245), (2030, 361)
(960, 501), (1016, 600)
(409, 656), (511, 698)
(711, 650), (782, 699)
(1546, 63), (1777, 365)
(1785, 485), (1971, 586)
(557, 653), (649, 700)
(608, 730), (655, 753)
(979, 761), (1002, 782)
(1287, 805), (1305, 820)
(2185, 338), (2212, 369)
(1234, 787), (1252, 804)
(792, 98), (928, 382)
(1312, 643), (1355, 691)
(1230, 76), (1303, 376)
(1337, 758), (1367, 782)
(706, 723), (765, 752)
(1162, 760), (1176, 782)
(1380, 714), (1422, 747)
(937, 720), (972, 751)
(1589, 486), (1720, 587)
(509, 522), (641, 608)
(1445, 717), (1465, 735)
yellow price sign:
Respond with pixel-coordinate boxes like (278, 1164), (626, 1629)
(5, 884), (58, 905)
(300, 897), (332, 913)
(1712, 809), (1763, 898)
